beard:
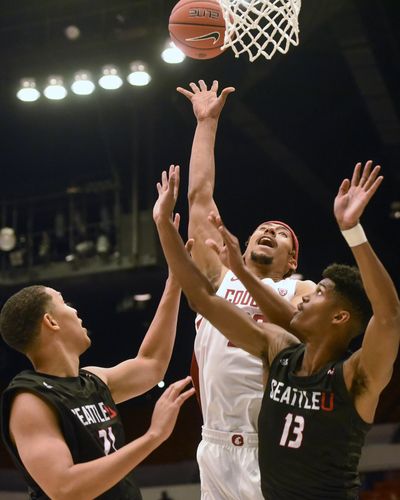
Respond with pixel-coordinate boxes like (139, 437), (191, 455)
(250, 251), (273, 266)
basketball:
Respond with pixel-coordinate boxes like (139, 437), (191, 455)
(168, 0), (226, 60)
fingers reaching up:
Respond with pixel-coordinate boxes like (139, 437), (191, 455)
(206, 212), (245, 275)
(176, 80), (235, 121)
(334, 160), (383, 230)
(153, 165), (180, 225)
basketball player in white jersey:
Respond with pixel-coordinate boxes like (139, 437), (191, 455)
(176, 81), (316, 499)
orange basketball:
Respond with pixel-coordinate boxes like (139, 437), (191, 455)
(168, 0), (226, 60)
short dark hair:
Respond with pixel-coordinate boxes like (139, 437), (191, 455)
(0, 285), (52, 353)
(322, 264), (372, 337)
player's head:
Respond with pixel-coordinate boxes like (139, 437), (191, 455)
(292, 264), (371, 341)
(0, 286), (90, 356)
(243, 220), (299, 278)
(0, 285), (52, 354)
(322, 264), (371, 338)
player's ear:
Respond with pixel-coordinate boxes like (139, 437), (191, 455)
(332, 310), (350, 325)
(288, 252), (297, 272)
(43, 313), (59, 330)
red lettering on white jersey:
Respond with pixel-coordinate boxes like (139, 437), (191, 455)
(224, 288), (257, 307)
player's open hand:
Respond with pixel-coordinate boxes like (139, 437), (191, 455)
(206, 212), (245, 275)
(149, 376), (195, 443)
(334, 161), (383, 230)
(177, 80), (235, 121)
(153, 165), (180, 225)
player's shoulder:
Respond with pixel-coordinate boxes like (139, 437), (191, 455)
(9, 389), (57, 425)
(263, 325), (300, 366)
(295, 279), (316, 295)
(213, 266), (230, 290)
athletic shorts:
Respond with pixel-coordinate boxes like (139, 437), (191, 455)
(197, 427), (264, 500)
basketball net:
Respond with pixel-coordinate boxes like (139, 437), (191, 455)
(218, 0), (301, 62)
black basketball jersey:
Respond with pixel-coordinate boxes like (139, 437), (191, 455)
(258, 344), (371, 500)
(1, 369), (142, 500)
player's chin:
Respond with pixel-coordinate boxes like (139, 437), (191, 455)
(83, 327), (91, 340)
(289, 314), (303, 337)
(250, 249), (274, 266)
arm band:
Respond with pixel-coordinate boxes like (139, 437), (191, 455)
(341, 223), (368, 247)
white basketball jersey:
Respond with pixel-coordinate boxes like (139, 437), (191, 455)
(194, 270), (297, 433)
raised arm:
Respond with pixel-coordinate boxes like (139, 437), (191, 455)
(338, 161), (400, 421)
(9, 378), (194, 499)
(153, 166), (297, 362)
(206, 212), (316, 330)
(85, 247), (181, 403)
(177, 80), (234, 288)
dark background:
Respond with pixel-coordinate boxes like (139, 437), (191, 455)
(0, 0), (399, 470)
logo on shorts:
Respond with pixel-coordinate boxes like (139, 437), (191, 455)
(278, 288), (288, 296)
(232, 434), (244, 446)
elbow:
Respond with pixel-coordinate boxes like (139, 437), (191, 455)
(152, 364), (168, 383)
(51, 484), (80, 500)
(186, 290), (213, 318)
(375, 304), (400, 329)
(187, 189), (201, 208)
(188, 185), (213, 207)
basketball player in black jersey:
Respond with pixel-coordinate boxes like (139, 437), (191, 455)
(153, 161), (400, 500)
(0, 258), (195, 499)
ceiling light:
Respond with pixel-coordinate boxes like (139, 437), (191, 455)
(133, 293), (152, 302)
(161, 41), (186, 64)
(16, 78), (40, 102)
(127, 61), (151, 86)
(44, 75), (67, 100)
(71, 70), (95, 95)
(98, 65), (123, 90)
(64, 25), (80, 40)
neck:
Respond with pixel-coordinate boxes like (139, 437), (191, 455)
(296, 340), (348, 376)
(29, 349), (80, 378)
(246, 258), (287, 282)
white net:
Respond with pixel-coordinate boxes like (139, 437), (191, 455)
(218, 0), (302, 62)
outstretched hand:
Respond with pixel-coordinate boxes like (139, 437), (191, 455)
(177, 80), (235, 121)
(153, 165), (180, 225)
(206, 212), (245, 275)
(149, 376), (195, 444)
(334, 160), (383, 230)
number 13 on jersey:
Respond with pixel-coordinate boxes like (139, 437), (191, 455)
(279, 413), (305, 448)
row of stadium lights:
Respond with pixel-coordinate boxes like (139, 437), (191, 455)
(17, 41), (186, 102)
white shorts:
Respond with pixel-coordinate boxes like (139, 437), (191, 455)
(197, 427), (264, 500)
